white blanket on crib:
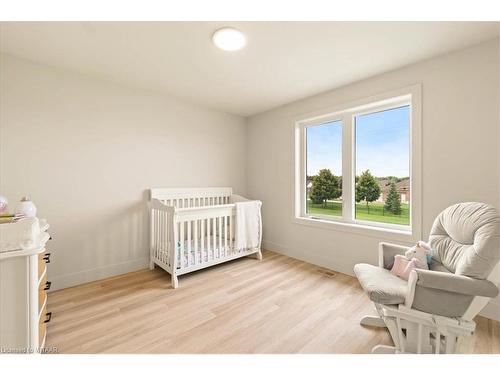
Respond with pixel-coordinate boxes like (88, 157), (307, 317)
(230, 195), (261, 251)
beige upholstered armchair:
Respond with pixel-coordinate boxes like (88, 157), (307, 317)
(354, 202), (500, 354)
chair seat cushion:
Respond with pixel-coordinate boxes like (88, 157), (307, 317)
(354, 263), (408, 305)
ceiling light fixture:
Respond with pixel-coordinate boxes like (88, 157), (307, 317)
(212, 28), (246, 51)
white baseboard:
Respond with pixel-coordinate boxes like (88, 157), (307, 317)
(262, 239), (354, 276)
(48, 257), (149, 291)
(262, 239), (500, 322)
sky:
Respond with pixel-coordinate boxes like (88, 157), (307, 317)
(306, 105), (410, 178)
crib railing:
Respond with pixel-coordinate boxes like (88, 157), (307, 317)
(161, 196), (231, 208)
(150, 199), (239, 274)
(150, 199), (175, 270)
(150, 187), (232, 209)
(174, 205), (235, 273)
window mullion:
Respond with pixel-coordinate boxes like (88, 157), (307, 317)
(342, 114), (353, 223)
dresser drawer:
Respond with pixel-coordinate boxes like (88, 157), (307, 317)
(38, 273), (47, 291)
(38, 289), (47, 314)
(38, 251), (50, 278)
(38, 306), (52, 346)
(38, 306), (47, 347)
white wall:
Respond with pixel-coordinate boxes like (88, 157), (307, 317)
(0, 54), (247, 290)
(247, 40), (500, 317)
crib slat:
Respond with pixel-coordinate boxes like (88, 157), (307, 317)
(229, 214), (233, 252)
(218, 216), (222, 258)
(152, 209), (156, 258)
(159, 210), (162, 261)
(158, 210), (162, 259)
(180, 221), (185, 269)
(158, 210), (162, 257)
(187, 220), (192, 266)
(164, 211), (168, 265)
(155, 210), (163, 263)
(150, 208), (154, 261)
(194, 219), (199, 265)
(165, 212), (168, 263)
(224, 216), (228, 256)
(212, 217), (217, 259)
(211, 217), (215, 260)
(207, 217), (211, 260)
(152, 209), (155, 260)
(161, 211), (165, 262)
(162, 211), (166, 253)
(159, 210), (162, 264)
(201, 217), (205, 263)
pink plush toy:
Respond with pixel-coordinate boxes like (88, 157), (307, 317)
(391, 241), (430, 281)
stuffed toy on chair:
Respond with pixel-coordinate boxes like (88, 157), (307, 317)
(391, 241), (430, 281)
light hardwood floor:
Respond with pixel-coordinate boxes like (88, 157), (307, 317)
(45, 250), (500, 354)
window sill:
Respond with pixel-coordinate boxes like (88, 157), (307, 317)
(292, 216), (418, 243)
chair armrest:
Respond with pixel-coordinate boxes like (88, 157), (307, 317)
(378, 242), (410, 269)
(405, 269), (499, 317)
(411, 269), (498, 297)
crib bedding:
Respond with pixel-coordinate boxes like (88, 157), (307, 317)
(176, 236), (235, 268)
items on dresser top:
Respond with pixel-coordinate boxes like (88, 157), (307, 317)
(0, 196), (38, 223)
(0, 195), (7, 214)
(0, 217), (50, 252)
(0, 213), (25, 224)
(15, 196), (37, 218)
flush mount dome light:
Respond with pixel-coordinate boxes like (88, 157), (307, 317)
(212, 28), (246, 51)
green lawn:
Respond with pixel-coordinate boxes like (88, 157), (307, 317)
(306, 200), (410, 226)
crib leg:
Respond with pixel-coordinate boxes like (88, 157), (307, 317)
(171, 274), (179, 289)
(149, 259), (155, 270)
(249, 249), (263, 260)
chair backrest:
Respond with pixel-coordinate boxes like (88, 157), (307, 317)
(429, 202), (500, 280)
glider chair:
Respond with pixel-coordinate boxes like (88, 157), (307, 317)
(354, 202), (500, 354)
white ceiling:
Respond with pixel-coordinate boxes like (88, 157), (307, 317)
(1, 22), (499, 117)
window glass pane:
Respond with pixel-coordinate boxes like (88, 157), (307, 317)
(354, 106), (410, 225)
(306, 121), (342, 218)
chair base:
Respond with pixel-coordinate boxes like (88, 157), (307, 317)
(371, 345), (397, 354)
(360, 315), (386, 328)
(362, 303), (476, 354)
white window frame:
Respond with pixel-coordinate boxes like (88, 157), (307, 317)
(293, 84), (422, 242)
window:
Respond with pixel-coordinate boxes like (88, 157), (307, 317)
(294, 85), (421, 239)
(354, 106), (410, 226)
(306, 120), (342, 218)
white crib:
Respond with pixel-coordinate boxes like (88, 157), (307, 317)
(149, 187), (262, 288)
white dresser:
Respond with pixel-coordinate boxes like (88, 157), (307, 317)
(0, 220), (51, 354)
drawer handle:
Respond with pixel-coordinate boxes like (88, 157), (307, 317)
(44, 312), (52, 324)
(44, 281), (52, 291)
(43, 253), (51, 264)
